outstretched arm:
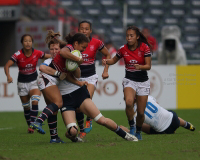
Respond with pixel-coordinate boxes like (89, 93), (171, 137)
(102, 55), (120, 66)
(100, 47), (111, 80)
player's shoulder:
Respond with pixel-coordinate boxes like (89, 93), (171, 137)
(119, 44), (126, 50)
(91, 37), (102, 44)
(14, 50), (21, 56)
(33, 49), (44, 54)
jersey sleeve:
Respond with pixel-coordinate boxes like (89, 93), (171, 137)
(38, 50), (45, 59)
(144, 44), (152, 57)
(98, 40), (104, 51)
(10, 51), (20, 63)
(65, 44), (74, 52)
(116, 48), (123, 59)
(41, 58), (52, 66)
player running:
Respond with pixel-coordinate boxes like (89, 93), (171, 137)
(4, 34), (51, 133)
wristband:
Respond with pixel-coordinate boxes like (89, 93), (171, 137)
(54, 71), (61, 77)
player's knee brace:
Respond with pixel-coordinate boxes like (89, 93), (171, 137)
(31, 95), (41, 102)
(67, 123), (78, 136)
(22, 101), (30, 109)
(94, 113), (103, 122)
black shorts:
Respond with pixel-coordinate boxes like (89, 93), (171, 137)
(60, 85), (90, 114)
(149, 110), (180, 134)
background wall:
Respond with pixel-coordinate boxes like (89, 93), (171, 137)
(1, 65), (199, 111)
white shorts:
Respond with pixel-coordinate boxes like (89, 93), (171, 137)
(78, 74), (98, 88)
(17, 80), (39, 96)
(122, 78), (150, 96)
(37, 72), (59, 91)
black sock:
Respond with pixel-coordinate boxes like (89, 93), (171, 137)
(36, 103), (59, 124)
(76, 112), (84, 132)
(24, 109), (31, 126)
(86, 117), (91, 121)
(115, 126), (126, 138)
(129, 119), (135, 128)
(136, 126), (142, 132)
(184, 121), (191, 129)
(48, 115), (58, 140)
(30, 105), (38, 123)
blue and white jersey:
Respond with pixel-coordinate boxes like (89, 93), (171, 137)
(134, 96), (173, 132)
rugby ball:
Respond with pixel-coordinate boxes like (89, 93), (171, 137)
(65, 50), (82, 71)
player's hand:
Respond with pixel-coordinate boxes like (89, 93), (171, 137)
(102, 72), (109, 80)
(102, 59), (107, 66)
(134, 64), (141, 70)
(7, 76), (13, 83)
(59, 72), (67, 80)
(77, 58), (83, 65)
(79, 81), (88, 86)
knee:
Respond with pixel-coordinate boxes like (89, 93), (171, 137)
(125, 98), (134, 108)
(137, 111), (144, 118)
(31, 95), (40, 105)
(55, 101), (63, 109)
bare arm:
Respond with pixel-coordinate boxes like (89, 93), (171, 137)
(4, 60), (14, 83)
(66, 72), (87, 87)
(43, 53), (51, 59)
(72, 67), (81, 78)
(39, 65), (67, 80)
(102, 55), (120, 66)
(100, 47), (111, 79)
(134, 57), (151, 70)
(60, 47), (83, 65)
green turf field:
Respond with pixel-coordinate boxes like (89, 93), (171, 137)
(0, 109), (199, 160)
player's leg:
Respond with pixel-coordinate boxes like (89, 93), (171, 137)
(20, 95), (33, 133)
(84, 83), (95, 133)
(75, 111), (86, 138)
(135, 95), (148, 140)
(62, 110), (83, 142)
(124, 87), (136, 135)
(29, 88), (40, 124)
(30, 85), (63, 134)
(178, 117), (195, 131)
(80, 98), (138, 141)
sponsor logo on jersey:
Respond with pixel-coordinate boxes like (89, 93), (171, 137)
(82, 54), (89, 58)
(138, 51), (142, 57)
(90, 45), (94, 51)
(129, 60), (138, 63)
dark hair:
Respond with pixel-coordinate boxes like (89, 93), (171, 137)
(126, 26), (152, 51)
(45, 30), (67, 49)
(21, 34), (34, 44)
(79, 20), (92, 30)
(65, 32), (90, 45)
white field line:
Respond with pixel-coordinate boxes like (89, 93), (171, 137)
(0, 127), (13, 131)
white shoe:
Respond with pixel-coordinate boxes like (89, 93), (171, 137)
(76, 137), (84, 142)
(124, 132), (138, 142)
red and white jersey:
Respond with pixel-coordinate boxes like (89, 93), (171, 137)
(116, 43), (151, 72)
(11, 49), (44, 75)
(81, 37), (104, 65)
(51, 44), (74, 73)
(116, 43), (151, 82)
